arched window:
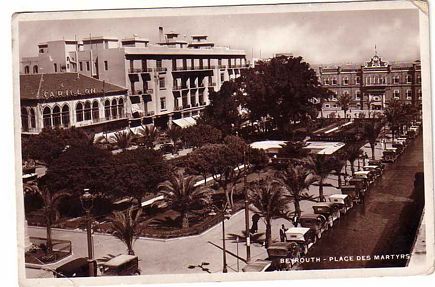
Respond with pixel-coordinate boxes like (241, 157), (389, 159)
(117, 98), (124, 118)
(24, 66), (30, 74)
(84, 101), (92, 121)
(43, 106), (52, 128)
(111, 99), (118, 119)
(104, 100), (111, 120)
(92, 101), (99, 121)
(62, 105), (70, 127)
(21, 108), (29, 132)
(29, 108), (36, 128)
(76, 102), (84, 122)
(52, 106), (61, 127)
(33, 65), (38, 74)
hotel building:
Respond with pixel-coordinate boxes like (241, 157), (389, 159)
(315, 53), (422, 112)
(20, 28), (248, 132)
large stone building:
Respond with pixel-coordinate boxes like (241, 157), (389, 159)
(316, 53), (422, 112)
(20, 28), (248, 131)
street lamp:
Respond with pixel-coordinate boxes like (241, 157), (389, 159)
(80, 189), (96, 277)
(243, 149), (251, 263)
(209, 202), (231, 273)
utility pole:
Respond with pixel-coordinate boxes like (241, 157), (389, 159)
(243, 149), (251, 262)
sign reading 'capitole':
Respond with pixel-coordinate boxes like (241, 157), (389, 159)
(40, 88), (98, 98)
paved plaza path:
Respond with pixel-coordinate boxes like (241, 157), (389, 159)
(26, 133), (423, 278)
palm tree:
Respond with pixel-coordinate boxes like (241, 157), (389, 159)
(337, 93), (352, 119)
(247, 178), (290, 248)
(306, 155), (334, 202)
(329, 156), (346, 188)
(166, 125), (183, 154)
(106, 207), (142, 255)
(138, 125), (159, 149)
(157, 171), (212, 229)
(110, 131), (135, 151)
(23, 181), (70, 255)
(363, 120), (383, 160)
(384, 99), (403, 143)
(278, 165), (317, 218)
(344, 144), (363, 175)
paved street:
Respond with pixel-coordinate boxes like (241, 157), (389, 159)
(301, 135), (424, 269)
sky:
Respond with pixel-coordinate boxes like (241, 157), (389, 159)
(18, 8), (420, 65)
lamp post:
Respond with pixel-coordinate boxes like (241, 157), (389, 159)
(209, 202), (231, 273)
(80, 189), (96, 277)
(243, 149), (251, 263)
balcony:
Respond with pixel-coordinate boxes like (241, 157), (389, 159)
(128, 68), (153, 74)
(172, 85), (188, 91)
(172, 65), (216, 72)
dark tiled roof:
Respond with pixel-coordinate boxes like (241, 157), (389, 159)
(20, 73), (127, 101)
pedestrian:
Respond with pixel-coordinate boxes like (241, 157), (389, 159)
(279, 224), (288, 242)
(250, 214), (260, 234)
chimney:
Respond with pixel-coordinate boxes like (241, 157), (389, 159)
(159, 27), (163, 43)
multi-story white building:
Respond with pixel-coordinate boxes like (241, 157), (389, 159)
(20, 28), (248, 130)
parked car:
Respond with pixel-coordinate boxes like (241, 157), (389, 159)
(242, 259), (273, 272)
(54, 257), (91, 278)
(312, 203), (340, 228)
(340, 185), (361, 203)
(328, 194), (353, 214)
(354, 170), (375, 185)
(99, 254), (140, 276)
(267, 241), (300, 270)
(382, 148), (398, 163)
(349, 177), (368, 192)
(392, 142), (404, 154)
(298, 213), (328, 239)
(362, 165), (382, 178)
(285, 227), (316, 255)
(368, 160), (385, 171)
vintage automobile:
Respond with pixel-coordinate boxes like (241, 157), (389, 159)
(353, 170), (374, 185)
(312, 203), (340, 227)
(242, 259), (273, 272)
(362, 165), (382, 178)
(396, 137), (409, 147)
(99, 254), (140, 276)
(298, 213), (328, 239)
(382, 148), (398, 163)
(392, 142), (404, 154)
(267, 241), (300, 270)
(54, 257), (92, 278)
(368, 160), (385, 171)
(328, 194), (353, 214)
(340, 185), (361, 203)
(349, 177), (368, 191)
(285, 227), (316, 255)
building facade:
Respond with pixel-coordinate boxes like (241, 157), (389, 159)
(316, 53), (422, 112)
(20, 73), (128, 134)
(20, 28), (248, 130)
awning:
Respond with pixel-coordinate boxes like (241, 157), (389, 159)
(172, 116), (197, 128)
(129, 95), (141, 104)
(142, 94), (152, 102)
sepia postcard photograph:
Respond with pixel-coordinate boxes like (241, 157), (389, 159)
(11, 0), (434, 286)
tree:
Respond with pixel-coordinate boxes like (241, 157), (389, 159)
(198, 81), (243, 136)
(248, 147), (269, 175)
(113, 148), (169, 207)
(157, 171), (212, 229)
(329, 156), (346, 187)
(363, 120), (383, 160)
(137, 125), (159, 149)
(247, 178), (290, 248)
(106, 207), (143, 255)
(23, 181), (70, 256)
(278, 141), (311, 163)
(166, 125), (183, 154)
(384, 99), (403, 143)
(306, 155), (335, 202)
(238, 56), (326, 135)
(337, 93), (352, 119)
(111, 131), (136, 151)
(181, 124), (222, 149)
(21, 127), (95, 166)
(344, 144), (363, 176)
(278, 165), (316, 218)
(184, 150), (211, 183)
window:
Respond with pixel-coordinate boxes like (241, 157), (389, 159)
(190, 59), (194, 69)
(394, 90), (400, 99)
(182, 59), (187, 70)
(220, 73), (225, 82)
(332, 78), (337, 85)
(33, 65), (38, 74)
(66, 57), (70, 62)
(111, 99), (118, 119)
(159, 77), (166, 89)
(379, 77), (386, 84)
(156, 59), (162, 68)
(86, 61), (90, 71)
(343, 90), (349, 97)
(104, 61), (108, 70)
(79, 62), (83, 71)
(51, 106), (61, 127)
(61, 105), (70, 127)
(406, 90), (412, 99)
(21, 108), (29, 132)
(417, 75), (421, 84)
(30, 109), (36, 128)
(172, 59), (177, 70)
(343, 77), (349, 85)
(76, 103), (84, 122)
(24, 66), (30, 74)
(43, 107), (52, 128)
(218, 58), (222, 67)
(54, 63), (58, 73)
(104, 100), (111, 120)
(356, 76), (360, 84)
(92, 101), (99, 121)
(407, 75), (412, 83)
(142, 60), (148, 71)
(355, 90), (361, 100)
(393, 76), (400, 84)
(324, 78), (330, 85)
(325, 104), (330, 108)
(118, 98), (124, 118)
(160, 97), (166, 110)
(418, 89), (422, 99)
(84, 101), (92, 120)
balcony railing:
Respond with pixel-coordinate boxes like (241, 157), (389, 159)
(172, 65), (216, 72)
(128, 68), (154, 74)
(172, 85), (188, 91)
